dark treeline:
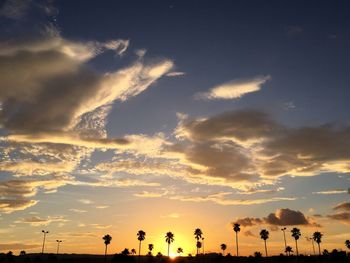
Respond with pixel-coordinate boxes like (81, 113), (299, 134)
(0, 251), (349, 263)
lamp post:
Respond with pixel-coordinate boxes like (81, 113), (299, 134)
(56, 240), (62, 254)
(41, 230), (49, 254)
(281, 227), (287, 256)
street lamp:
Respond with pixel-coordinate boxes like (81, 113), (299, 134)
(41, 230), (49, 254)
(56, 240), (62, 254)
(281, 227), (287, 256)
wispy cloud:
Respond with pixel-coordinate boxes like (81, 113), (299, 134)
(195, 75), (270, 100)
(312, 189), (348, 195)
(166, 71), (186, 77)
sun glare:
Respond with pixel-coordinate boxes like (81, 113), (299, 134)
(169, 252), (177, 259)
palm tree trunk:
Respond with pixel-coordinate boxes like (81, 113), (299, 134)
(295, 239), (299, 256)
(138, 241), (141, 263)
(168, 243), (170, 257)
(318, 243), (321, 256)
(235, 232), (239, 256)
(104, 245), (107, 263)
(264, 240), (268, 257)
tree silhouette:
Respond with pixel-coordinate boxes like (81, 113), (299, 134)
(194, 228), (203, 255)
(103, 234), (112, 262)
(260, 229), (269, 257)
(165, 231), (174, 257)
(177, 247), (183, 256)
(137, 230), (146, 259)
(122, 248), (130, 256)
(313, 231), (323, 256)
(220, 244), (227, 255)
(291, 228), (301, 256)
(285, 246), (293, 256)
(233, 223), (241, 256)
(148, 244), (154, 255)
(131, 249), (136, 255)
(346, 240), (350, 250)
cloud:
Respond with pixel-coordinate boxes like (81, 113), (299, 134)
(166, 71), (186, 77)
(169, 192), (296, 206)
(327, 212), (350, 224)
(285, 26), (304, 37)
(312, 189), (348, 195)
(0, 0), (30, 19)
(15, 215), (68, 226)
(69, 208), (87, 213)
(195, 75), (270, 100)
(333, 202), (350, 211)
(235, 208), (317, 227)
(134, 191), (167, 198)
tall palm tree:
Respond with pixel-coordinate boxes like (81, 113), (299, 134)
(194, 228), (203, 255)
(233, 223), (241, 256)
(220, 244), (227, 255)
(285, 246), (293, 256)
(137, 230), (146, 258)
(260, 229), (269, 257)
(345, 240), (350, 250)
(177, 247), (183, 256)
(312, 231), (323, 256)
(165, 232), (174, 257)
(103, 234), (112, 262)
(148, 244), (154, 255)
(291, 228), (301, 256)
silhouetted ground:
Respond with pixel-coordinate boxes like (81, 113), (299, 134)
(0, 252), (349, 263)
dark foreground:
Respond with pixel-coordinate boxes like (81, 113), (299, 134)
(0, 253), (349, 263)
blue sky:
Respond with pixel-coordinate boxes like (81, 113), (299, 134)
(0, 0), (349, 256)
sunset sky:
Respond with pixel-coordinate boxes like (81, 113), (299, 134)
(0, 0), (349, 257)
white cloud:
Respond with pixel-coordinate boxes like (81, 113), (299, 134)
(195, 75), (270, 100)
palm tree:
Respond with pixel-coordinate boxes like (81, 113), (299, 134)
(194, 228), (203, 255)
(148, 244), (154, 255)
(291, 228), (301, 256)
(177, 247), (183, 256)
(346, 240), (350, 250)
(285, 246), (293, 256)
(137, 230), (146, 258)
(196, 241), (202, 254)
(233, 223), (241, 256)
(165, 231), (174, 257)
(131, 249), (136, 255)
(260, 229), (269, 257)
(313, 231), (323, 256)
(103, 234), (112, 262)
(220, 244), (227, 255)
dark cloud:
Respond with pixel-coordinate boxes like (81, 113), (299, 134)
(265, 208), (310, 225)
(235, 208), (317, 228)
(327, 212), (350, 224)
(333, 202), (350, 211)
(235, 217), (263, 227)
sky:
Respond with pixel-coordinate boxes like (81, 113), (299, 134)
(0, 0), (350, 257)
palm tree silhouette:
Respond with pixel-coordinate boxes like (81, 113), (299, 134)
(345, 240), (350, 250)
(220, 244), (227, 255)
(196, 241), (202, 254)
(291, 228), (301, 256)
(131, 248), (136, 255)
(165, 231), (174, 257)
(233, 223), (240, 256)
(137, 230), (146, 259)
(312, 231), (323, 256)
(148, 244), (154, 255)
(281, 227), (287, 256)
(194, 228), (203, 255)
(260, 229), (269, 257)
(285, 246), (293, 256)
(103, 234), (112, 262)
(177, 247), (183, 256)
